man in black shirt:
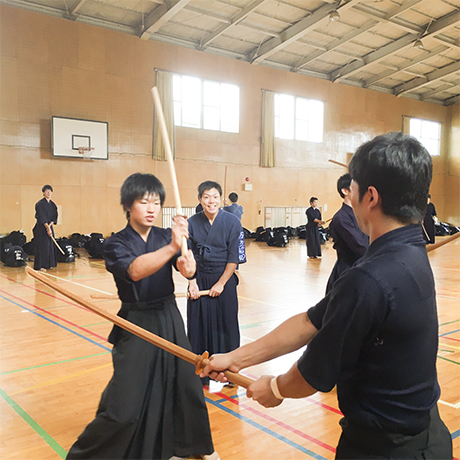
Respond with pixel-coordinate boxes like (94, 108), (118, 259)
(202, 132), (452, 459)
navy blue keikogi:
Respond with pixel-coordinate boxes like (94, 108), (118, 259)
(326, 203), (369, 293)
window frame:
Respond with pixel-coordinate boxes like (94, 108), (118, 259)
(274, 92), (324, 143)
(172, 74), (240, 134)
(403, 116), (442, 157)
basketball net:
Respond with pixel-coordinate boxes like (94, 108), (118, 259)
(78, 147), (95, 160)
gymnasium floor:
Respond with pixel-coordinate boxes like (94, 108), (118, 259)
(0, 236), (459, 459)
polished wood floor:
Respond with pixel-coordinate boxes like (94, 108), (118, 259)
(0, 237), (459, 459)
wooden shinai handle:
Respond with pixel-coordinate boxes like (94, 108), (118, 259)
(50, 234), (66, 255)
(26, 267), (252, 388)
(151, 86), (188, 256)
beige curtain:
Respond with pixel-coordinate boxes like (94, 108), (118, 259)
(153, 71), (175, 160)
(402, 115), (410, 134)
(260, 90), (275, 167)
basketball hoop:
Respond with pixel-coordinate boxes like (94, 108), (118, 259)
(78, 147), (95, 160)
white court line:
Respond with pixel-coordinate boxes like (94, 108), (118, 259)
(438, 399), (460, 409)
(39, 272), (113, 295)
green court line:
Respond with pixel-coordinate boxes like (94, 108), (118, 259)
(80, 321), (111, 327)
(0, 352), (109, 375)
(437, 356), (460, 365)
(0, 386), (67, 458)
(240, 322), (263, 330)
(240, 317), (286, 330)
(439, 318), (460, 326)
(438, 349), (455, 353)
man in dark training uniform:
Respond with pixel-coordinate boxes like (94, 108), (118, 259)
(202, 132), (452, 460)
(326, 173), (369, 293)
(67, 173), (218, 460)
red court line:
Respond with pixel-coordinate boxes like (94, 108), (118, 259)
(213, 389), (337, 454)
(440, 336), (460, 343)
(0, 273), (89, 312)
(0, 288), (108, 342)
(307, 398), (343, 415)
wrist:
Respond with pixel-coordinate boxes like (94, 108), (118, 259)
(270, 376), (284, 400)
(169, 241), (180, 253)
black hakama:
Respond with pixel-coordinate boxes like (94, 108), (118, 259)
(423, 202), (437, 244)
(305, 206), (322, 257)
(66, 225), (214, 460)
(33, 197), (58, 270)
(186, 210), (246, 364)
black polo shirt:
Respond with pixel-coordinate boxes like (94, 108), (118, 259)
(298, 224), (440, 435)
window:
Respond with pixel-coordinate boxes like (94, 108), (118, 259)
(274, 93), (324, 142)
(173, 74), (239, 133)
(408, 118), (441, 156)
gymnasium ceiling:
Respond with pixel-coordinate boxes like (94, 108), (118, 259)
(4, 0), (460, 106)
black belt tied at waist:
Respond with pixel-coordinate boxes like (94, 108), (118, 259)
(120, 293), (175, 312)
(108, 294), (175, 344)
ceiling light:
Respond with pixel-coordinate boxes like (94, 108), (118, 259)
(413, 38), (424, 50)
(329, 10), (341, 21)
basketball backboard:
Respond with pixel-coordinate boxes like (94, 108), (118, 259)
(52, 116), (108, 160)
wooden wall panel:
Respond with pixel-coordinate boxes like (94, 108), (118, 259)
(0, 4), (458, 239)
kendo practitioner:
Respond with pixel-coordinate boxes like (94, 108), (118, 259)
(66, 173), (217, 460)
(326, 173), (369, 294)
(202, 133), (453, 460)
(423, 194), (438, 244)
(187, 181), (246, 385)
(33, 184), (58, 272)
(305, 197), (325, 258)
(223, 192), (244, 221)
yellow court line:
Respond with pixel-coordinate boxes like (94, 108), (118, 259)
(238, 295), (283, 309)
(10, 363), (112, 396)
(438, 342), (460, 350)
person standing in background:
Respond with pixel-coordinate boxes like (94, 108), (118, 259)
(423, 194), (438, 244)
(305, 197), (324, 259)
(223, 192), (244, 221)
(187, 181), (246, 386)
(33, 185), (58, 272)
(326, 173), (369, 293)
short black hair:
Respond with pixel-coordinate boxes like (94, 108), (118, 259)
(349, 132), (432, 224)
(337, 173), (352, 198)
(120, 173), (165, 219)
(198, 181), (222, 199)
(309, 196), (318, 204)
(228, 192), (238, 203)
(42, 185), (53, 193)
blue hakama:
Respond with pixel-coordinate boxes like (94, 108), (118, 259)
(187, 210), (246, 361)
